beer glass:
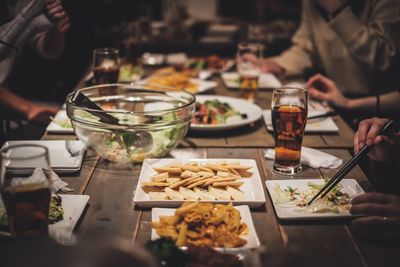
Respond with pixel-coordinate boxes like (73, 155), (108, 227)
(236, 43), (262, 101)
(271, 87), (307, 175)
(93, 48), (121, 85)
(0, 144), (52, 237)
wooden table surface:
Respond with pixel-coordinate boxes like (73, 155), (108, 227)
(40, 73), (398, 267)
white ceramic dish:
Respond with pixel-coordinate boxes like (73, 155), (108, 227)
(263, 109), (339, 133)
(49, 194), (89, 234)
(2, 140), (85, 174)
(221, 72), (282, 89)
(0, 194), (89, 235)
(191, 95), (263, 131)
(265, 179), (364, 220)
(151, 205), (260, 250)
(133, 158), (266, 208)
(47, 109), (74, 134)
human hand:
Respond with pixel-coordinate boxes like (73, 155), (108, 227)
(26, 104), (59, 125)
(313, 0), (347, 13)
(306, 74), (349, 109)
(354, 117), (400, 162)
(260, 59), (285, 76)
(44, 0), (70, 33)
(350, 192), (400, 242)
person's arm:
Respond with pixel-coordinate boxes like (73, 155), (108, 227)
(324, 0), (400, 71)
(265, 0), (317, 77)
(307, 74), (400, 116)
(35, 0), (70, 59)
(0, 85), (59, 124)
(346, 91), (400, 116)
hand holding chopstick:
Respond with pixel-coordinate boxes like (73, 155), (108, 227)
(307, 119), (397, 206)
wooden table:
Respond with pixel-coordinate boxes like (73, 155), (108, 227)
(40, 74), (398, 267)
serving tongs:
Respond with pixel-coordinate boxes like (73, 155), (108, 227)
(71, 91), (120, 125)
(70, 91), (154, 152)
(307, 119), (397, 206)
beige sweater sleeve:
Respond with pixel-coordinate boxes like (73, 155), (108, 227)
(271, 1), (317, 77)
(329, 0), (400, 72)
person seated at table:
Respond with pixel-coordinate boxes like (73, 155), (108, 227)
(350, 117), (400, 242)
(306, 74), (400, 117)
(262, 0), (400, 97)
(0, 0), (70, 125)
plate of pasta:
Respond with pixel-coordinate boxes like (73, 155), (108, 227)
(133, 159), (266, 208)
(151, 202), (260, 250)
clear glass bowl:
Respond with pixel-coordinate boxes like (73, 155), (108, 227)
(66, 84), (195, 163)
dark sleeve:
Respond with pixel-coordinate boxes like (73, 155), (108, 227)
(368, 159), (400, 195)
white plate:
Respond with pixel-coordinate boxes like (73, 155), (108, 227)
(49, 194), (89, 234)
(2, 140), (85, 173)
(0, 194), (89, 235)
(47, 109), (74, 134)
(265, 179), (364, 221)
(191, 95), (263, 131)
(151, 205), (260, 250)
(221, 72), (282, 89)
(133, 158), (266, 208)
(263, 109), (339, 133)
(136, 77), (217, 94)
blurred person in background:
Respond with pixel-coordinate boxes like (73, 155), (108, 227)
(262, 0), (400, 98)
(350, 117), (400, 242)
(0, 0), (70, 126)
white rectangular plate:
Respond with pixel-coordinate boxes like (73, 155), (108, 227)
(133, 158), (266, 208)
(151, 205), (260, 250)
(3, 140), (85, 173)
(47, 109), (74, 134)
(49, 194), (89, 234)
(265, 179), (364, 220)
(263, 109), (339, 133)
(221, 72), (282, 89)
(0, 194), (89, 235)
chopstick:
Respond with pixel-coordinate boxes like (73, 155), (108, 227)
(308, 111), (337, 120)
(307, 119), (396, 206)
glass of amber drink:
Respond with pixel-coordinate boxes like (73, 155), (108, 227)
(271, 87), (307, 175)
(236, 43), (262, 101)
(93, 48), (121, 85)
(0, 144), (52, 237)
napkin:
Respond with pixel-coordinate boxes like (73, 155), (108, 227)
(264, 147), (342, 169)
(11, 168), (73, 193)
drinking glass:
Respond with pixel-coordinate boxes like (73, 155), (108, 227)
(0, 144), (52, 237)
(236, 43), (262, 101)
(271, 87), (308, 175)
(93, 48), (121, 85)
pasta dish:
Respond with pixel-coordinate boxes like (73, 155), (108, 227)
(152, 202), (248, 248)
(145, 67), (199, 93)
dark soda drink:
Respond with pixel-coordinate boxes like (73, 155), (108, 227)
(272, 105), (307, 168)
(2, 183), (50, 237)
(93, 66), (119, 85)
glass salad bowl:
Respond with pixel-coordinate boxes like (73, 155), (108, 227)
(66, 84), (195, 163)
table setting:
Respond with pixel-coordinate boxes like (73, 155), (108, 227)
(1, 43), (394, 267)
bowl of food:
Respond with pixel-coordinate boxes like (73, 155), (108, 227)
(66, 84), (195, 163)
